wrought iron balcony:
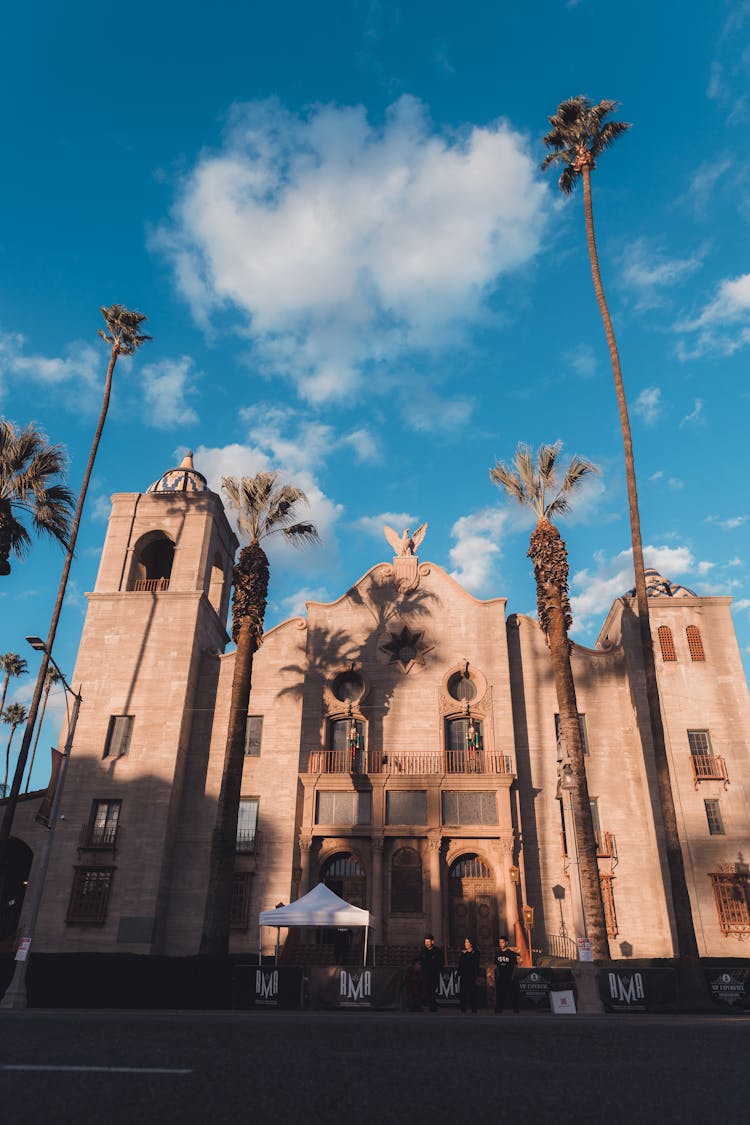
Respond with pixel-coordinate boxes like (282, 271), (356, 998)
(596, 831), (617, 860)
(132, 577), (170, 592)
(306, 749), (514, 776)
(235, 828), (259, 854)
(78, 823), (119, 851)
(690, 752), (729, 789)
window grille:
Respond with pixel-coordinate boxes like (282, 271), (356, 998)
(709, 872), (750, 937)
(385, 790), (427, 825)
(658, 626), (676, 661)
(704, 799), (725, 836)
(686, 626), (705, 662)
(67, 867), (114, 924)
(391, 848), (423, 913)
(315, 791), (371, 825)
(231, 872), (252, 929)
(442, 790), (498, 825)
(450, 855), (491, 879)
(322, 854), (366, 879)
(244, 716), (263, 756)
(102, 715), (133, 759)
(85, 799), (121, 848)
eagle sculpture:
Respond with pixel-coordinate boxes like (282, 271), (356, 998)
(383, 523), (428, 557)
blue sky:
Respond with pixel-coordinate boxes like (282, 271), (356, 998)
(2, 1), (749, 787)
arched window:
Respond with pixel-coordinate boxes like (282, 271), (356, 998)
(447, 671), (477, 702)
(450, 854), (492, 880)
(445, 717), (483, 753)
(686, 626), (705, 662)
(658, 625), (677, 661)
(129, 533), (174, 592)
(391, 848), (423, 913)
(329, 717), (366, 771)
(320, 851), (367, 908)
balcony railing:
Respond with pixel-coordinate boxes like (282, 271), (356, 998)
(690, 752), (729, 789)
(235, 828), (259, 854)
(132, 577), (170, 592)
(306, 749), (514, 776)
(78, 823), (119, 850)
(596, 831), (617, 860)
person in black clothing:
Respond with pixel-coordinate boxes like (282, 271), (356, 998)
(493, 934), (520, 1013)
(458, 937), (481, 1013)
(419, 933), (443, 1012)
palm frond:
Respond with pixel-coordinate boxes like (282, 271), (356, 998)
(99, 304), (152, 356)
(282, 522), (321, 547)
(590, 118), (631, 158)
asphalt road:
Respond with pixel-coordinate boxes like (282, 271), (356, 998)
(1, 1010), (748, 1125)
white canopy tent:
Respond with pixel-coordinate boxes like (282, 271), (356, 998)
(258, 882), (375, 965)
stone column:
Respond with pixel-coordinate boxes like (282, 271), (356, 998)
(371, 837), (384, 945)
(298, 835), (313, 896)
(501, 838), (520, 934)
(428, 834), (443, 943)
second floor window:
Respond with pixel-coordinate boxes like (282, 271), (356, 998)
(704, 799), (725, 835)
(686, 626), (705, 662)
(244, 716), (263, 756)
(102, 715), (133, 760)
(658, 626), (676, 661)
(236, 797), (259, 851)
(442, 790), (498, 825)
(688, 730), (712, 757)
(88, 799), (121, 847)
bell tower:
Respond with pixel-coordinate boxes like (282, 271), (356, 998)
(35, 452), (238, 954)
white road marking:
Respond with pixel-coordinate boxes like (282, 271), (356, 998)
(1, 1065), (192, 1074)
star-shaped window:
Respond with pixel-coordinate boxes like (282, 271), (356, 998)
(380, 625), (431, 670)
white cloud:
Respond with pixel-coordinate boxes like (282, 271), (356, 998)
(449, 508), (507, 594)
(570, 544), (696, 632)
(650, 470), (664, 482)
(0, 330), (99, 401)
(680, 399), (704, 426)
(707, 514), (750, 530)
(355, 512), (419, 539)
(622, 239), (703, 309)
(633, 386), (662, 425)
(566, 343), (597, 379)
(156, 96), (549, 403)
(683, 157), (733, 216)
(668, 477), (685, 491)
(276, 585), (332, 617)
(677, 273), (750, 357)
(193, 442), (343, 573)
(90, 495), (112, 523)
(238, 403), (380, 472)
(399, 385), (475, 432)
(140, 356), (200, 430)
(734, 598), (750, 613)
(727, 557), (742, 567)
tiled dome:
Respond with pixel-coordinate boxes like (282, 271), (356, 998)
(627, 567), (697, 599)
(147, 451), (209, 494)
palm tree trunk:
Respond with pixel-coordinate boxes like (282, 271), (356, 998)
(24, 679), (51, 793)
(0, 343), (120, 869)
(0, 672), (10, 717)
(581, 165), (699, 961)
(200, 619), (258, 955)
(3, 726), (17, 796)
(531, 519), (609, 959)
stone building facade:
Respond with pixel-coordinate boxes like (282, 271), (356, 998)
(5, 457), (750, 962)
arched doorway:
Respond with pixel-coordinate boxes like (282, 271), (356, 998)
(448, 853), (497, 958)
(0, 837), (33, 951)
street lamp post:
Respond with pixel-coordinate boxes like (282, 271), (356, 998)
(0, 637), (82, 1010)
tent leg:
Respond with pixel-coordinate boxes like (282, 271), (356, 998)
(363, 927), (368, 967)
(258, 926), (262, 965)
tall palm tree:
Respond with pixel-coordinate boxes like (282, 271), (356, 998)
(2, 704), (28, 798)
(0, 305), (151, 868)
(0, 421), (75, 576)
(542, 97), (701, 969)
(200, 472), (320, 955)
(24, 665), (62, 792)
(0, 654), (28, 716)
(490, 442), (609, 960)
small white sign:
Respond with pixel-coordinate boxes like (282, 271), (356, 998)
(551, 989), (576, 1014)
(15, 938), (31, 962)
(577, 938), (593, 962)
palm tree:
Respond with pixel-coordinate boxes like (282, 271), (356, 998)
(0, 305), (151, 868)
(2, 704), (28, 798)
(0, 654), (28, 716)
(490, 442), (609, 960)
(200, 472), (320, 955)
(542, 97), (701, 970)
(0, 421), (76, 576)
(24, 665), (62, 792)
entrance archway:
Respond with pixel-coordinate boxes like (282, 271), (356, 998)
(448, 853), (497, 958)
(0, 837), (33, 950)
(320, 852), (367, 908)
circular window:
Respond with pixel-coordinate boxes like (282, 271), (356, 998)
(332, 671), (365, 703)
(447, 671), (477, 702)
